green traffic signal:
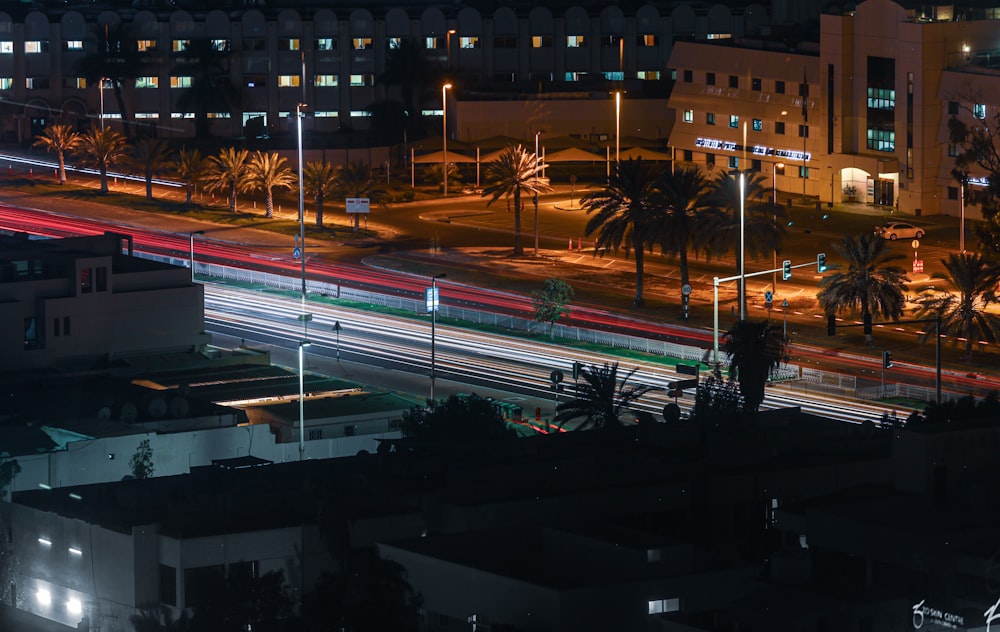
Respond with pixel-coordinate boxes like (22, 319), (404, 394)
(817, 252), (827, 273)
(782, 259), (792, 281)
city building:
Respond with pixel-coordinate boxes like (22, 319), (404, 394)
(666, 0), (1000, 218)
(0, 232), (207, 372)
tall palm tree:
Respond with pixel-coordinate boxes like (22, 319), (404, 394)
(174, 147), (206, 205)
(658, 167), (719, 302)
(914, 252), (1000, 360)
(481, 144), (552, 257)
(173, 38), (241, 139)
(127, 137), (172, 200)
(204, 147), (250, 213)
(817, 232), (909, 344)
(33, 124), (80, 184)
(722, 318), (788, 414)
(246, 151), (296, 219)
(74, 126), (128, 194)
(582, 157), (667, 307)
(705, 171), (787, 316)
(75, 23), (143, 139)
(332, 161), (391, 233)
(554, 362), (659, 431)
(303, 160), (338, 227)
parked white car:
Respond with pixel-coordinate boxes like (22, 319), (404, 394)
(875, 222), (924, 240)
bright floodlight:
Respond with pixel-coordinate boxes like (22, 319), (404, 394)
(36, 588), (51, 606)
(67, 597), (82, 615)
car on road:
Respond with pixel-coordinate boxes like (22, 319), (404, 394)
(875, 221), (924, 240)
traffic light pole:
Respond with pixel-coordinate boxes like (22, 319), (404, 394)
(713, 259), (819, 366)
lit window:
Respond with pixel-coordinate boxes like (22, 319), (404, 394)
(316, 38), (336, 51)
(64, 77), (86, 89)
(638, 34), (657, 47)
(350, 110), (372, 117)
(278, 75), (301, 87)
(386, 37), (401, 50)
(974, 103), (987, 119)
(604, 71), (624, 81)
(866, 88), (895, 110)
(64, 40), (84, 51)
(25, 77), (49, 90)
(207, 112), (231, 119)
(353, 37), (372, 50)
(564, 72), (581, 82)
(460, 36), (479, 49)
(636, 71), (660, 80)
(0, 42), (12, 54)
(682, 109), (693, 123)
(531, 35), (552, 48)
(312, 111), (337, 118)
(0, 77), (13, 90)
(424, 36), (440, 50)
(706, 33), (732, 40)
(566, 35), (585, 47)
(172, 39), (190, 52)
(137, 39), (157, 52)
(728, 156), (739, 169)
(135, 76), (158, 89)
(349, 74), (371, 87)
(25, 40), (47, 54)
(211, 39), (229, 51)
(171, 76), (192, 88)
(282, 38), (300, 51)
(648, 598), (680, 614)
(729, 115), (739, 128)
(171, 112), (195, 119)
(314, 74), (338, 87)
(135, 113), (158, 119)
(752, 118), (763, 131)
(799, 166), (810, 178)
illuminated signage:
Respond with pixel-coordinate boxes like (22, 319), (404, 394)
(911, 599), (965, 629)
(695, 137), (810, 161)
(968, 176), (990, 187)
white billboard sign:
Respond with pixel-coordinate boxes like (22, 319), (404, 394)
(345, 197), (370, 214)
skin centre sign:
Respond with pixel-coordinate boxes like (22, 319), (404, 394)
(695, 137), (811, 162)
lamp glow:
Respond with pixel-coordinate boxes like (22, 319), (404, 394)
(68, 547), (82, 556)
(38, 537), (51, 546)
(36, 588), (51, 606)
(67, 597), (82, 616)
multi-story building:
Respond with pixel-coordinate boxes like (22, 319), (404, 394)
(0, 232), (207, 371)
(0, 3), (777, 144)
(667, 0), (1000, 218)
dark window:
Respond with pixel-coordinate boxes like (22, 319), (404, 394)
(184, 565), (224, 608)
(705, 153), (715, 167)
(751, 159), (761, 171)
(799, 124), (809, 138)
(706, 112), (715, 125)
(683, 149), (693, 161)
(948, 186), (958, 200)
(494, 36), (516, 49)
(53, 318), (60, 337)
(80, 267), (92, 293)
(775, 121), (785, 135)
(228, 560), (258, 580)
(752, 77), (762, 91)
(948, 101), (959, 116)
(948, 143), (960, 157)
(799, 82), (809, 97)
(683, 69), (692, 83)
(63, 317), (70, 336)
(729, 75), (738, 88)
(706, 72), (715, 86)
(96, 267), (107, 292)
(160, 565), (177, 606)
(242, 38), (265, 52)
(775, 80), (785, 94)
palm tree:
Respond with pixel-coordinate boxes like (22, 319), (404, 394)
(127, 137), (172, 200)
(33, 124), (80, 184)
(582, 157), (667, 307)
(174, 147), (206, 205)
(203, 147), (250, 213)
(722, 319), (788, 414)
(554, 362), (659, 431)
(303, 160), (338, 227)
(332, 161), (391, 233)
(74, 126), (128, 194)
(914, 252), (1000, 360)
(657, 167), (719, 303)
(705, 171), (787, 316)
(481, 144), (552, 257)
(75, 23), (143, 139)
(817, 232), (909, 344)
(246, 151), (296, 219)
(173, 38), (241, 139)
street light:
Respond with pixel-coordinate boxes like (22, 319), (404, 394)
(446, 29), (456, 71)
(188, 230), (204, 282)
(959, 174), (966, 253)
(441, 83), (452, 196)
(98, 77), (107, 130)
(614, 90), (622, 164)
(429, 272), (446, 401)
(298, 339), (311, 461)
(771, 162), (784, 293)
(739, 170), (746, 321)
(534, 130), (543, 255)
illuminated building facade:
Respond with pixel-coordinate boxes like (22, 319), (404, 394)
(666, 0), (1000, 218)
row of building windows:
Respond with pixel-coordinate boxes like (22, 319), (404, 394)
(679, 69), (809, 96)
(6, 74), (376, 90)
(682, 110), (809, 137)
(678, 149), (811, 177)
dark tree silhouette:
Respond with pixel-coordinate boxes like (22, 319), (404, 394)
(722, 319), (788, 414)
(555, 361), (659, 430)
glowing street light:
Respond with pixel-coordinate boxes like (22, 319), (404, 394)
(446, 29), (456, 71)
(442, 83), (452, 196)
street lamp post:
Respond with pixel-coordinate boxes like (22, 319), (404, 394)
(739, 171), (746, 321)
(614, 90), (621, 165)
(188, 230), (204, 282)
(430, 273), (447, 401)
(298, 339), (311, 461)
(534, 130), (543, 255)
(98, 78), (106, 130)
(959, 174), (966, 253)
(441, 83), (452, 196)
(772, 162), (784, 293)
(446, 29), (456, 71)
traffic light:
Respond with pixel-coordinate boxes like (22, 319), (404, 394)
(572, 361), (582, 381)
(882, 350), (894, 369)
(817, 252), (827, 273)
(782, 259), (792, 281)
(827, 314), (836, 336)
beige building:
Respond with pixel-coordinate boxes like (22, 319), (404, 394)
(667, 0), (1000, 218)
